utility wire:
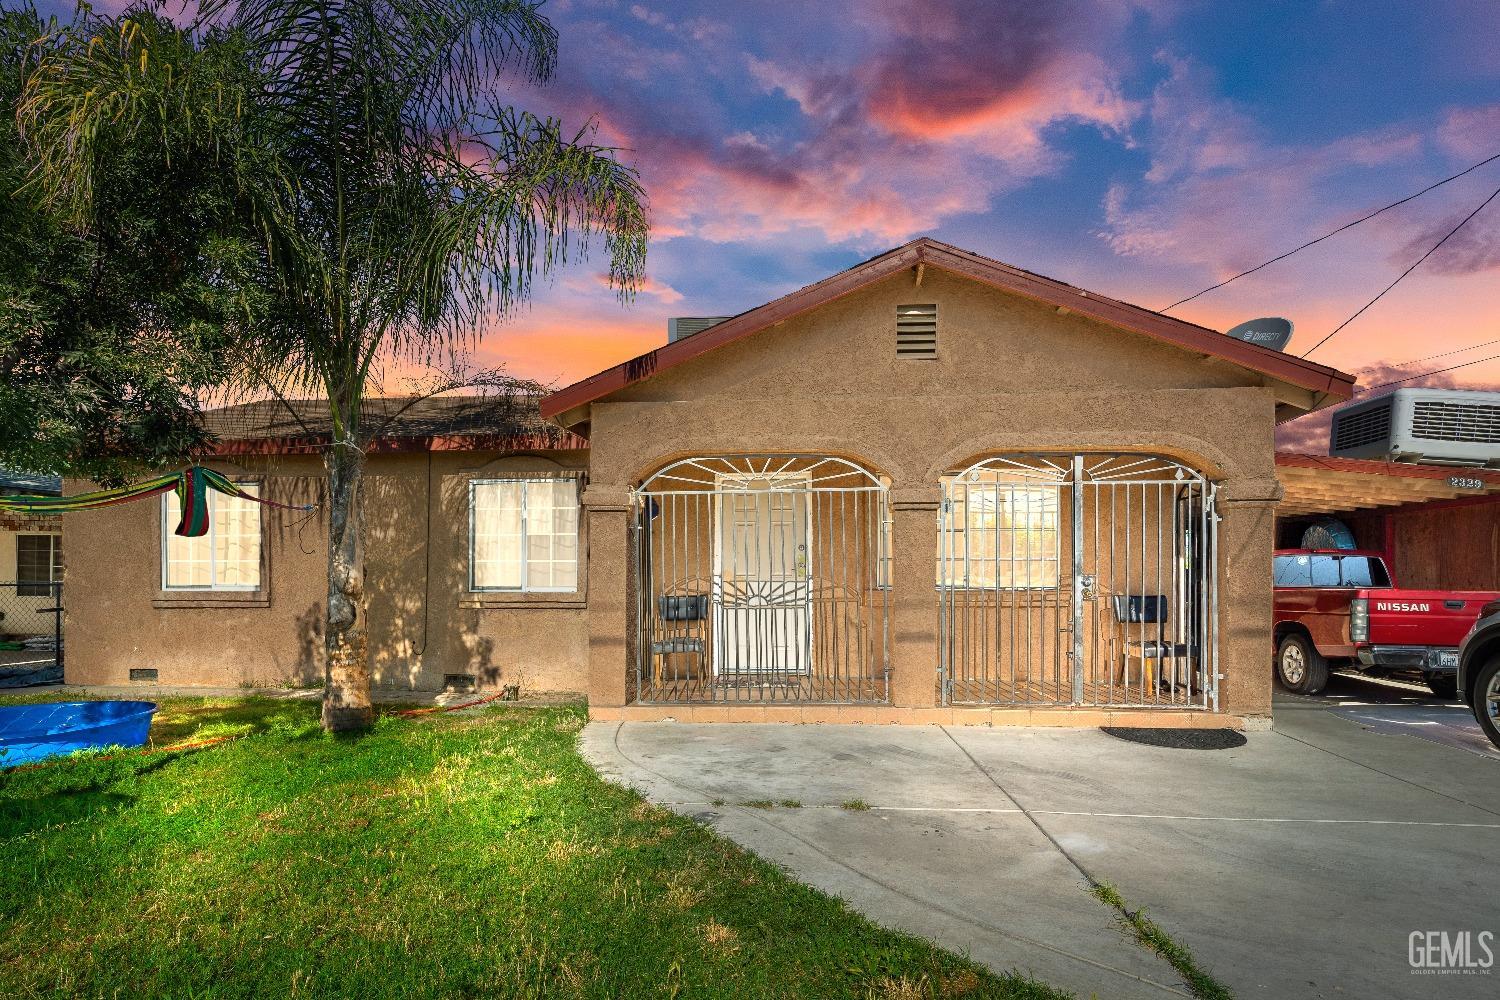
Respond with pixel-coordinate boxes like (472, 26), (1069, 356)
(1159, 151), (1500, 312)
(1301, 182), (1500, 358)
(1382, 336), (1500, 371)
(1359, 350), (1500, 393)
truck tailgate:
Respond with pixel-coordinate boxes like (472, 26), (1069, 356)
(1366, 590), (1500, 647)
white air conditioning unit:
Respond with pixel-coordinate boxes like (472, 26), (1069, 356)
(1329, 388), (1500, 467)
(667, 317), (732, 343)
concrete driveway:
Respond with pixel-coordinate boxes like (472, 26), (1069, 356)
(581, 680), (1499, 999)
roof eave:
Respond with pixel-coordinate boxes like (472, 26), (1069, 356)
(539, 238), (1358, 419)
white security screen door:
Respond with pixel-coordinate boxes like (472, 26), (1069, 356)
(713, 474), (813, 678)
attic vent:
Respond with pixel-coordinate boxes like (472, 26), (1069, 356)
(897, 304), (937, 359)
(1411, 399), (1500, 444)
(667, 317), (732, 343)
(1332, 398), (1393, 451)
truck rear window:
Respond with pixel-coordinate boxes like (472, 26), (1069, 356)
(1274, 554), (1391, 588)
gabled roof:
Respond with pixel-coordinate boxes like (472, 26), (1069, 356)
(540, 238), (1357, 423)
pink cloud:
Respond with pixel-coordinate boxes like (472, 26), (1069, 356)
(592, 272), (684, 303)
(1391, 206), (1500, 276)
(524, 0), (1143, 247)
(1437, 105), (1500, 160)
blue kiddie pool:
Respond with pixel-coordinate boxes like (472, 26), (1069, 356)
(0, 701), (158, 769)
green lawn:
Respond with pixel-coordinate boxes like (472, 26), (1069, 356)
(0, 697), (1066, 999)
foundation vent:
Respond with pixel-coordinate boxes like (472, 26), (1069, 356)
(443, 673), (477, 692)
(897, 303), (937, 359)
(129, 668), (158, 683)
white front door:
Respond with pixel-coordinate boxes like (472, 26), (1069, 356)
(713, 475), (813, 678)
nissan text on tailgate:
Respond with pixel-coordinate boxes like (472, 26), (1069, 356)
(1272, 549), (1500, 698)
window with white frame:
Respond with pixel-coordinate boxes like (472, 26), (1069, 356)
(939, 485), (1059, 589)
(16, 534), (62, 596)
(161, 486), (263, 590)
(470, 477), (580, 592)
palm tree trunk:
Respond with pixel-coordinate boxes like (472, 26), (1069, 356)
(322, 439), (373, 730)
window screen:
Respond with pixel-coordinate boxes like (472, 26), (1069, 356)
(471, 478), (580, 592)
(162, 487), (262, 590)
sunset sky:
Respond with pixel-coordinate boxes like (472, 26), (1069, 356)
(66, 1), (1500, 450)
(482, 0), (1500, 450)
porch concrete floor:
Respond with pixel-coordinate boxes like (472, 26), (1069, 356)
(581, 680), (1500, 1000)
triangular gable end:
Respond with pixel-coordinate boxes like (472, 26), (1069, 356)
(540, 238), (1357, 428)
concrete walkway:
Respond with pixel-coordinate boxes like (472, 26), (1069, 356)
(581, 687), (1499, 999)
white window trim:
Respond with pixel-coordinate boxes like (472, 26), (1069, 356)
(468, 475), (582, 594)
(160, 486), (263, 592)
(16, 533), (62, 595)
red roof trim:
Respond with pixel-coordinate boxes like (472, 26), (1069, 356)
(540, 238), (1357, 420)
(1275, 451), (1500, 484)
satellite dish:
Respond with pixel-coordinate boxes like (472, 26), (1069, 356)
(1226, 317), (1293, 351)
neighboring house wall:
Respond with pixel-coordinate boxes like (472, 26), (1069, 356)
(64, 449), (589, 693)
(578, 268), (1284, 720)
(0, 511), (63, 637)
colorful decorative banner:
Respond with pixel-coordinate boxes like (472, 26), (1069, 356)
(0, 467), (315, 537)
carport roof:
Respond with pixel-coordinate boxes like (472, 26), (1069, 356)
(541, 237), (1358, 427)
(1276, 452), (1500, 517)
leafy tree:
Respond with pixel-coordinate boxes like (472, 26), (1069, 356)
(20, 0), (647, 729)
(0, 3), (256, 485)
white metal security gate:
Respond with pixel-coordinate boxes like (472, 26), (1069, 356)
(633, 456), (890, 703)
(939, 454), (1218, 709)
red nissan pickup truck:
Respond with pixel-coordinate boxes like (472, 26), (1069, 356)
(1272, 549), (1500, 698)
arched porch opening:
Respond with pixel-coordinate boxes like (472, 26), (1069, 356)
(631, 455), (890, 704)
(938, 453), (1219, 709)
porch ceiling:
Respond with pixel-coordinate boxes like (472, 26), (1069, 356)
(1275, 452), (1500, 517)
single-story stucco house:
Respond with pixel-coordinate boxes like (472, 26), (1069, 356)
(65, 239), (1356, 727)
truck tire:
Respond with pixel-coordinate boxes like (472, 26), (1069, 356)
(1425, 675), (1459, 700)
(1472, 658), (1500, 749)
(1277, 633), (1330, 695)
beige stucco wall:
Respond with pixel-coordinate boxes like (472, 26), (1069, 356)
(64, 449), (590, 694)
(579, 267), (1282, 721)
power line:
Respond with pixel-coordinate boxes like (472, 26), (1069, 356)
(1159, 151), (1500, 312)
(1301, 182), (1500, 358)
(1382, 336), (1500, 371)
(1360, 350), (1500, 392)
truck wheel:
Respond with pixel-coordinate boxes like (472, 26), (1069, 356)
(1277, 634), (1330, 694)
(1473, 659), (1500, 749)
(1425, 675), (1459, 700)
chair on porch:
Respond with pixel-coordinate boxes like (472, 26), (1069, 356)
(650, 591), (710, 689)
(1111, 595), (1195, 692)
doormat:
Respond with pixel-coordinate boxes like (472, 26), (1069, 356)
(1101, 727), (1246, 750)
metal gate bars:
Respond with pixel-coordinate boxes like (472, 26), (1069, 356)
(938, 454), (1218, 710)
(631, 455), (891, 704)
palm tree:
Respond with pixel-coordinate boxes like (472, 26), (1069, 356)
(19, 0), (648, 730)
